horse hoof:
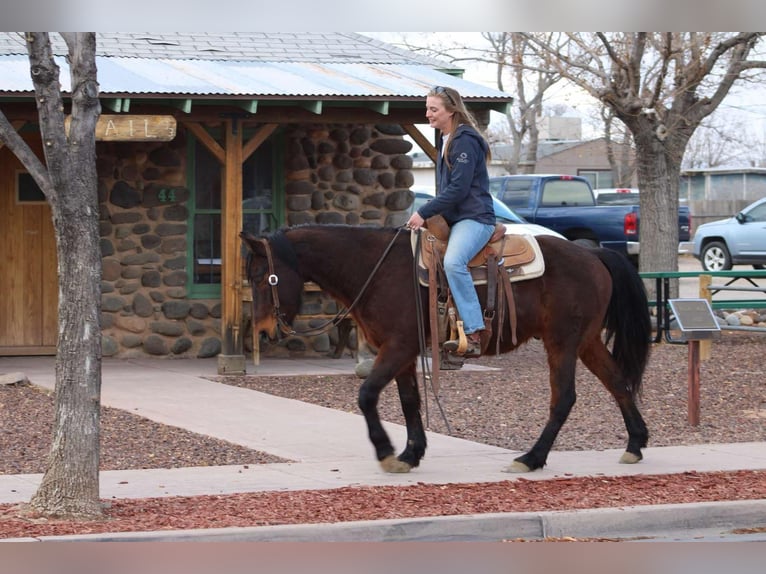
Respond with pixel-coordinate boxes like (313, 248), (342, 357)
(379, 455), (412, 473)
(619, 451), (642, 464)
(503, 460), (532, 473)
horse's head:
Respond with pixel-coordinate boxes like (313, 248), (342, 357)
(240, 230), (304, 340)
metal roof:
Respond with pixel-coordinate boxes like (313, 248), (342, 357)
(0, 32), (452, 67)
(0, 56), (509, 101)
(0, 33), (513, 112)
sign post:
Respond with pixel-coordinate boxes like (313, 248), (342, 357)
(668, 299), (721, 426)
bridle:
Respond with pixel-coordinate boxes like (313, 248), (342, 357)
(253, 227), (405, 338)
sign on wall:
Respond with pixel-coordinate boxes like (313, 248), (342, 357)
(65, 115), (177, 142)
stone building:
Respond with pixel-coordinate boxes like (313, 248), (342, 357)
(0, 33), (513, 372)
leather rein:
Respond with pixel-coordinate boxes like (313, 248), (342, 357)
(254, 227), (405, 338)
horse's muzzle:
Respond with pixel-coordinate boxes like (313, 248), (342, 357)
(252, 316), (279, 341)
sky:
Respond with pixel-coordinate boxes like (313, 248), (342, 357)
(364, 32), (766, 145)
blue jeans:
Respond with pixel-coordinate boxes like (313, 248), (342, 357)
(443, 219), (495, 334)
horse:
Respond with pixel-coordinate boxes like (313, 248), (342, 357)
(240, 224), (652, 474)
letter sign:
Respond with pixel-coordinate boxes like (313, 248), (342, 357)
(65, 115), (177, 142)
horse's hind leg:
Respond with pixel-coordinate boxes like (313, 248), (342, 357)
(392, 363), (427, 469)
(507, 343), (578, 473)
(579, 339), (648, 464)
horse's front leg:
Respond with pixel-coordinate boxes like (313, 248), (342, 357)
(358, 360), (412, 473)
(392, 363), (427, 469)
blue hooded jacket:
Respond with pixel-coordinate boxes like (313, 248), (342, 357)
(416, 124), (495, 226)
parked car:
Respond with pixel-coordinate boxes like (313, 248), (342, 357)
(490, 175), (692, 266)
(409, 186), (566, 240)
(594, 188), (640, 205)
(692, 196), (766, 271)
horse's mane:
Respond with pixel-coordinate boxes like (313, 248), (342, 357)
(243, 228), (299, 284)
(246, 224), (402, 283)
(268, 228), (300, 272)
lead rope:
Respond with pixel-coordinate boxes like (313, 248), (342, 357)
(412, 230), (452, 434)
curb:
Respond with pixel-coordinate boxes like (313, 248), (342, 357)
(9, 499), (766, 543)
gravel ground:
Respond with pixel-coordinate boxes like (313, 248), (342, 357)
(1, 331), (764, 475)
(216, 331), (766, 453)
(1, 330), (764, 539)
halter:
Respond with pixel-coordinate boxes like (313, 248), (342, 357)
(254, 227), (405, 338)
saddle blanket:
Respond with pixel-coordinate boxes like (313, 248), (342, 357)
(413, 228), (545, 287)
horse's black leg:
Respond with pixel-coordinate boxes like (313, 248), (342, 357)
(357, 352), (414, 473)
(393, 363), (427, 468)
(330, 318), (353, 359)
(508, 343), (578, 472)
(579, 339), (649, 463)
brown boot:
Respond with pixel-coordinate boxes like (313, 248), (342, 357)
(443, 331), (482, 358)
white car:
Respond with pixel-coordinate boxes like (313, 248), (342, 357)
(409, 186), (566, 240)
(692, 196), (766, 271)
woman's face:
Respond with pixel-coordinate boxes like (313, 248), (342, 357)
(425, 95), (454, 133)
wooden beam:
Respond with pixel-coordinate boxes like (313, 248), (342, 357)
(183, 122), (225, 165)
(219, 118), (244, 366)
(242, 123), (278, 161)
(299, 100), (323, 114)
(364, 101), (389, 115)
(0, 120), (27, 151)
(403, 124), (437, 163)
(126, 104), (431, 126)
(101, 98), (124, 113)
(235, 100), (259, 114)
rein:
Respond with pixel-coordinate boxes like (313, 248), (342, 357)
(256, 227), (405, 338)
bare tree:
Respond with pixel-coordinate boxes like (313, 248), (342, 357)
(395, 32), (561, 174)
(479, 33), (561, 173)
(0, 33), (102, 517)
(682, 114), (750, 169)
(599, 106), (637, 187)
(523, 32), (766, 275)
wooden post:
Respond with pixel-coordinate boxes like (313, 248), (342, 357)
(699, 274), (712, 360)
(687, 340), (701, 426)
(217, 118), (245, 374)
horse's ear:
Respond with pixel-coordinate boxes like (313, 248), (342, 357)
(240, 231), (263, 254)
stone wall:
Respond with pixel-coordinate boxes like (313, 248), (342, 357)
(256, 123), (415, 358)
(97, 122), (415, 359)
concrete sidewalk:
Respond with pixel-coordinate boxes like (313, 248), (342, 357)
(2, 355), (766, 541)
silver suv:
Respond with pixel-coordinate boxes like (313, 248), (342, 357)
(692, 196), (766, 271)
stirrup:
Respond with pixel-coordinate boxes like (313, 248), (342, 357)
(443, 321), (481, 358)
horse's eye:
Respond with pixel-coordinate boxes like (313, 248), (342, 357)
(252, 265), (268, 285)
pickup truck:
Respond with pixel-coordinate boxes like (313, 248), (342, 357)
(489, 174), (692, 264)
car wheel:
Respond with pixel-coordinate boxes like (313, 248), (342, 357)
(701, 241), (732, 271)
(573, 238), (598, 249)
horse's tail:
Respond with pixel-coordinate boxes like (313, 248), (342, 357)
(595, 249), (652, 397)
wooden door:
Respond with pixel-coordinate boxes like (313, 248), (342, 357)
(0, 143), (58, 355)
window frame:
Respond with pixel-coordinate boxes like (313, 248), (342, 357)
(186, 128), (284, 299)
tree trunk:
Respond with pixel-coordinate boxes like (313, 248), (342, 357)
(633, 126), (686, 299)
(30, 221), (103, 517)
(21, 32), (103, 518)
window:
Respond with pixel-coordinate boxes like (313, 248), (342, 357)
(746, 202), (766, 223)
(540, 179), (594, 206)
(187, 130), (283, 297)
(16, 172), (46, 203)
(491, 177), (533, 208)
(578, 170), (614, 190)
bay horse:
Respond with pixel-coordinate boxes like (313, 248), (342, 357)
(241, 224), (651, 474)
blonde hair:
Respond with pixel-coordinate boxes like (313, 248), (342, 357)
(427, 86), (490, 168)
